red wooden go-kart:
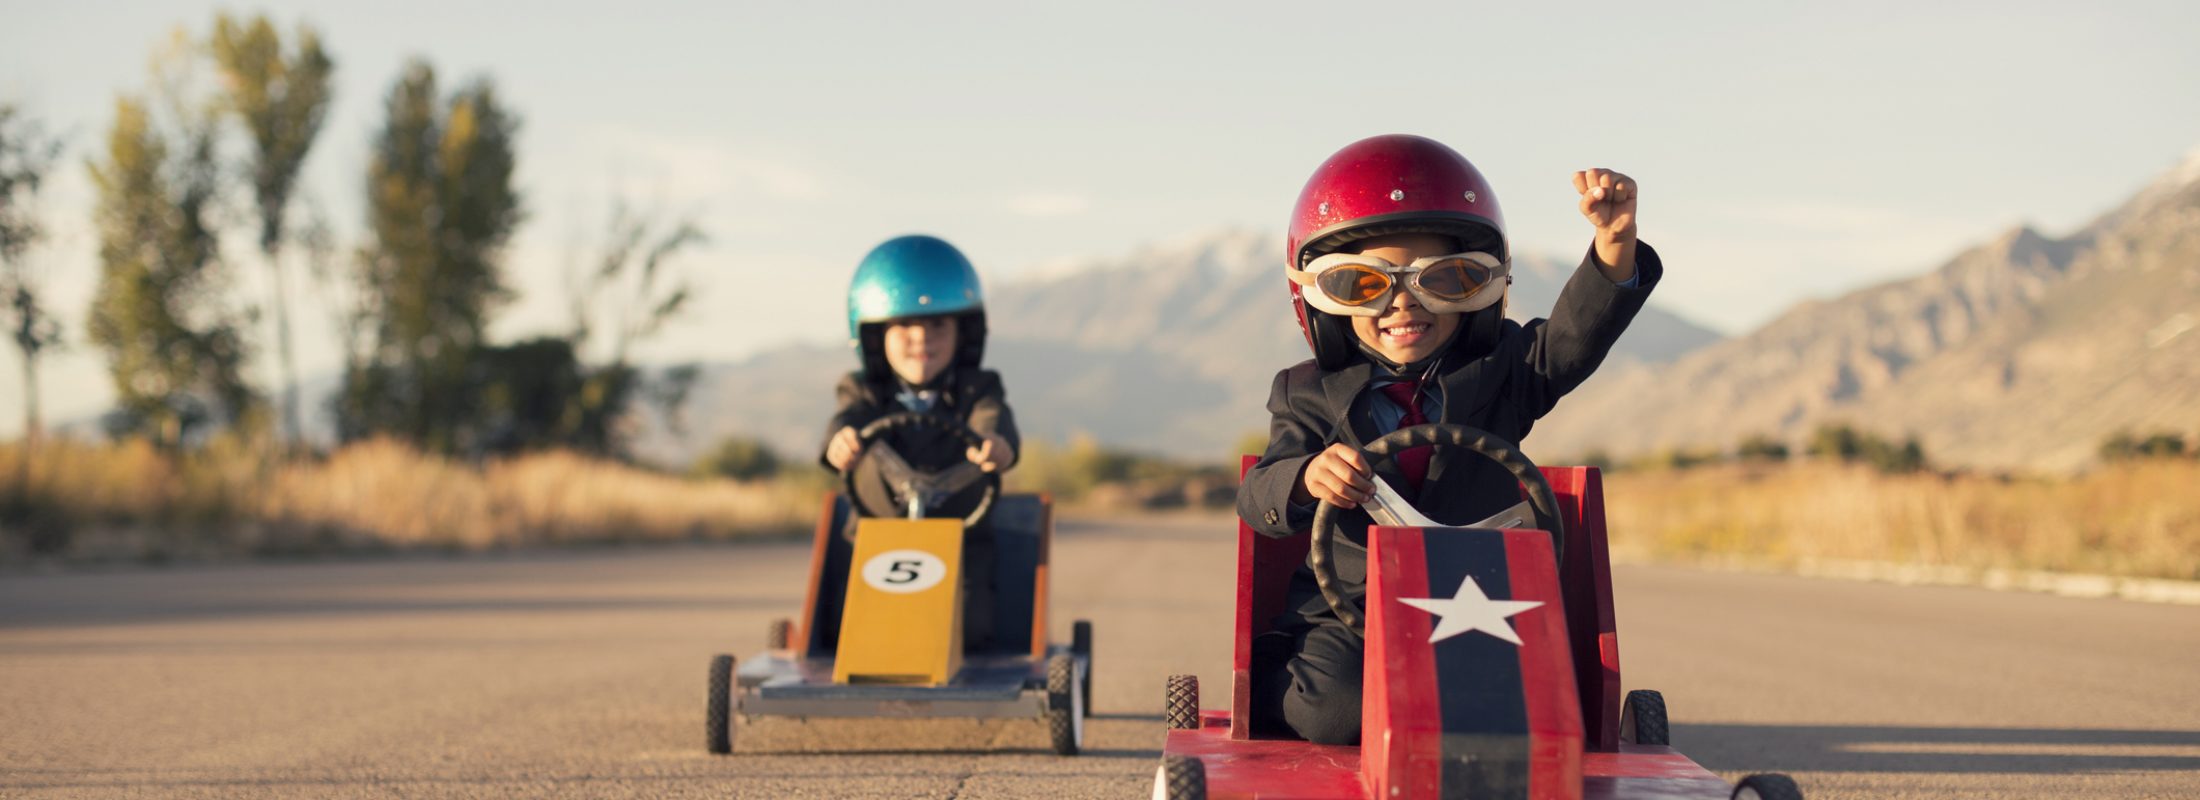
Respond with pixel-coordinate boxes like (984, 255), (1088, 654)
(1155, 424), (1802, 800)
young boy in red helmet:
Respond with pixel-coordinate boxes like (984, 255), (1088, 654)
(1238, 134), (1659, 745)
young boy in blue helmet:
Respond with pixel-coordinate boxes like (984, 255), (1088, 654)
(822, 234), (1020, 650)
(1238, 135), (1661, 744)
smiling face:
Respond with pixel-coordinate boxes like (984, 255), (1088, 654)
(1345, 233), (1464, 365)
(881, 315), (958, 385)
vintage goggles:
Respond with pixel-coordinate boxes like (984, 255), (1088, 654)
(1288, 251), (1510, 317)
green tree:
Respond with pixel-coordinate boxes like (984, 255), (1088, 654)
(0, 105), (65, 445)
(339, 59), (522, 452)
(561, 199), (706, 455)
(210, 13), (333, 451)
(694, 436), (782, 481)
(85, 88), (254, 447)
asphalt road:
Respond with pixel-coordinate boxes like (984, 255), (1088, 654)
(3, 513), (2196, 798)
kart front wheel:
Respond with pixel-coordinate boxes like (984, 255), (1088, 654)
(1152, 754), (1207, 800)
(1072, 619), (1095, 711)
(706, 654), (736, 754)
(1732, 773), (1804, 800)
(1164, 674), (1200, 730)
(1046, 653), (1084, 755)
(1620, 689), (1669, 746)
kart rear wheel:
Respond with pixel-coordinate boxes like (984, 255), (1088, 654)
(1046, 653), (1084, 755)
(1072, 619), (1095, 711)
(767, 618), (793, 651)
(1164, 674), (1200, 730)
(1151, 754), (1207, 800)
(1732, 773), (1804, 800)
(1620, 689), (1669, 746)
(706, 654), (736, 754)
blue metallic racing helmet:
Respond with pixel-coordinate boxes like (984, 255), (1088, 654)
(846, 235), (988, 381)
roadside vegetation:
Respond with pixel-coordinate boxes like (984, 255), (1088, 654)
(1596, 426), (2200, 581)
(0, 437), (819, 563)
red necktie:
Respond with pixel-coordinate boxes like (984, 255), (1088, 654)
(1376, 380), (1431, 491)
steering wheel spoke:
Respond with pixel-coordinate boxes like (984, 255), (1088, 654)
(1310, 424), (1567, 636)
(864, 442), (922, 497)
(840, 411), (1002, 534)
(926, 462), (990, 496)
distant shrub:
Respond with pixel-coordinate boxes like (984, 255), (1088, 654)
(1664, 448), (1721, 471)
(1869, 438), (1929, 474)
(693, 436), (783, 481)
(1735, 434), (1791, 462)
(2099, 430), (2188, 462)
(1628, 447), (1719, 472)
(1806, 422), (1928, 474)
(1010, 434), (1233, 508)
(1574, 449), (1616, 472)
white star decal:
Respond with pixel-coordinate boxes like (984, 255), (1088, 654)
(1397, 576), (1544, 645)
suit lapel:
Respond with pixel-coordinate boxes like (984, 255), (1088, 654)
(1419, 346), (1511, 518)
(1318, 361), (1373, 441)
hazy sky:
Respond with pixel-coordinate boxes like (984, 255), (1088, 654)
(4, 0), (2197, 434)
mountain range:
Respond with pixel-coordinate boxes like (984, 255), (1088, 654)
(1530, 149), (2200, 473)
(641, 230), (1722, 467)
(644, 148), (2198, 474)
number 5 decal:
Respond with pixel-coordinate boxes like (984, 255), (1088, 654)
(861, 550), (948, 593)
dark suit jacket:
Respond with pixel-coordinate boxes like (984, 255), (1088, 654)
(1236, 242), (1663, 632)
(818, 366), (1021, 473)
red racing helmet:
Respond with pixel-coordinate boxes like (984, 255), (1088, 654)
(1286, 135), (1510, 368)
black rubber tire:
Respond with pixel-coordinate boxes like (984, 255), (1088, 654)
(767, 618), (792, 651)
(1621, 689), (1670, 746)
(1046, 653), (1082, 755)
(1164, 674), (1200, 730)
(706, 654), (735, 754)
(1158, 754), (1207, 800)
(1071, 619), (1094, 711)
(1731, 773), (1804, 800)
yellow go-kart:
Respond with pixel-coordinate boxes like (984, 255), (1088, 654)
(705, 412), (1092, 755)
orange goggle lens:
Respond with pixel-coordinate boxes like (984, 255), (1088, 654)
(1412, 258), (1495, 301)
(1315, 265), (1394, 306)
(1311, 259), (1495, 306)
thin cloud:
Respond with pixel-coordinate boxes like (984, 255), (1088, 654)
(592, 126), (828, 204)
(1006, 191), (1091, 218)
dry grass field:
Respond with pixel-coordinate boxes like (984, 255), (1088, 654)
(0, 438), (820, 562)
(8, 438), (2196, 584)
(1602, 460), (2200, 581)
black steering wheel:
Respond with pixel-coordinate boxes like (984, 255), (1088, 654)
(840, 411), (1000, 535)
(1310, 423), (1566, 634)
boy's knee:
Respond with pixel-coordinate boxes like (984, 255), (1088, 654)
(1285, 698), (1361, 745)
(1278, 626), (1364, 745)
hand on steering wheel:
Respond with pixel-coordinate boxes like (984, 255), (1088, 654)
(1309, 423), (1567, 635)
(839, 411), (1001, 534)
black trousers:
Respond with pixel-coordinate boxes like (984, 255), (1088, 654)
(1250, 622), (1365, 745)
(959, 519), (998, 653)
